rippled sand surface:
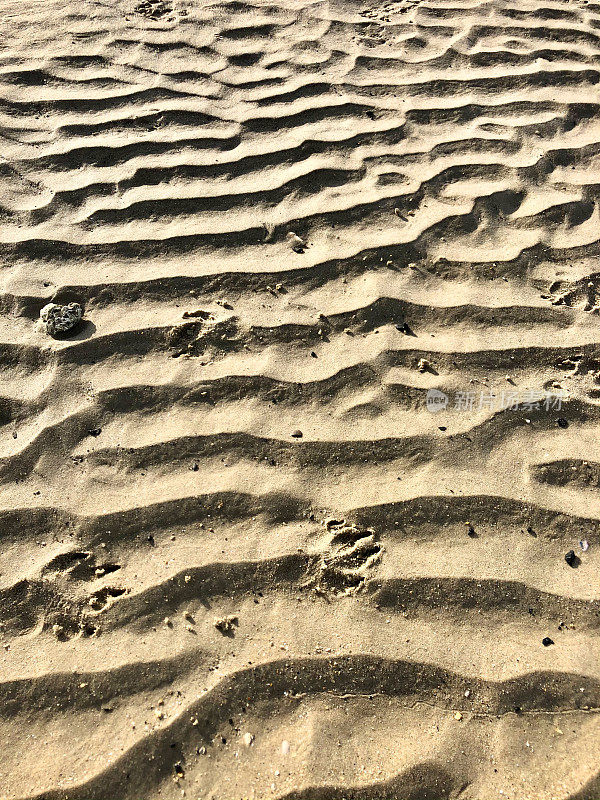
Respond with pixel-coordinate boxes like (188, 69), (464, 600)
(1, 0), (600, 796)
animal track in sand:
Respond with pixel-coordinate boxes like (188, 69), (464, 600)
(133, 0), (174, 20)
(305, 519), (383, 596)
(547, 277), (600, 313)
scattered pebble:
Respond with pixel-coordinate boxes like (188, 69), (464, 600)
(565, 549), (579, 568)
(51, 623), (64, 639)
(580, 539), (589, 552)
(40, 302), (83, 337)
(454, 711), (463, 720)
(242, 732), (254, 747)
(214, 615), (238, 634)
(281, 740), (290, 755)
(173, 762), (185, 778)
(557, 417), (569, 428)
(291, 430), (303, 438)
(417, 358), (433, 373)
(542, 637), (555, 647)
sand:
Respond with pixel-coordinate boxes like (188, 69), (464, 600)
(1, 0), (600, 796)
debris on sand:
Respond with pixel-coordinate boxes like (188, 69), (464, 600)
(291, 429), (303, 438)
(417, 358), (433, 373)
(51, 623), (65, 639)
(214, 615), (238, 634)
(173, 761), (185, 779)
(286, 232), (306, 253)
(182, 309), (212, 320)
(242, 732), (255, 747)
(565, 549), (580, 568)
(580, 539), (589, 552)
(542, 637), (555, 647)
(262, 221), (276, 242)
(40, 302), (83, 337)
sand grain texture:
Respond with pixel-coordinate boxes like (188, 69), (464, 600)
(1, 0), (600, 796)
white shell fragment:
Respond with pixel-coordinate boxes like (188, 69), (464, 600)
(40, 302), (83, 337)
(285, 231), (306, 253)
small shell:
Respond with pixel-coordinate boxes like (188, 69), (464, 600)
(286, 232), (306, 252)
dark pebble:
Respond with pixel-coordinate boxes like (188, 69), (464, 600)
(542, 637), (555, 647)
(565, 549), (580, 568)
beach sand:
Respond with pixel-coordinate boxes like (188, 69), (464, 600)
(1, 0), (600, 796)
